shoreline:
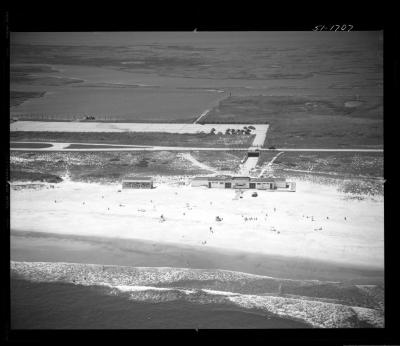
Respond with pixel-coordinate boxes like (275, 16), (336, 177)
(11, 230), (383, 284)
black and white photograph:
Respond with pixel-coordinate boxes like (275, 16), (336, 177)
(8, 26), (385, 330)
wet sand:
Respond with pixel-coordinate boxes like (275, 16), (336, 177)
(11, 230), (383, 285)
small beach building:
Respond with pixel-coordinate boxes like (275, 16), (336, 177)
(232, 176), (250, 189)
(273, 178), (288, 189)
(251, 177), (276, 190)
(247, 148), (261, 157)
(191, 176), (209, 187)
(190, 175), (295, 192)
(208, 175), (232, 188)
(122, 177), (153, 189)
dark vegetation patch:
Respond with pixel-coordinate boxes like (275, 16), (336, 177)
(10, 63), (84, 87)
(11, 72), (83, 86)
(10, 64), (59, 74)
(10, 91), (46, 108)
(10, 142), (53, 149)
(10, 170), (63, 183)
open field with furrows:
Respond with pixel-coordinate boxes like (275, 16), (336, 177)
(10, 132), (254, 148)
(10, 151), (210, 183)
(204, 95), (382, 148)
(190, 151), (245, 172)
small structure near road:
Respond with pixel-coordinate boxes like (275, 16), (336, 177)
(122, 176), (153, 189)
(247, 148), (261, 157)
(9, 182), (47, 190)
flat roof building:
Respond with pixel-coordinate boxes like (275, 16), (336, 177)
(122, 176), (153, 189)
(190, 175), (295, 192)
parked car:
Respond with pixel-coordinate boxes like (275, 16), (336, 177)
(269, 146), (276, 150)
(252, 192), (258, 197)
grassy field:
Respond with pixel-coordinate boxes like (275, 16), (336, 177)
(280, 171), (384, 197)
(256, 151), (384, 196)
(190, 151), (244, 172)
(204, 95), (383, 148)
(10, 132), (255, 148)
(11, 32), (381, 82)
(10, 151), (210, 183)
(258, 151), (383, 178)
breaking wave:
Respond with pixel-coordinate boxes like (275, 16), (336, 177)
(11, 261), (384, 328)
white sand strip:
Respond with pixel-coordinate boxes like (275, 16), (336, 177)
(239, 157), (259, 175)
(10, 179), (384, 268)
(10, 121), (269, 135)
(251, 125), (269, 147)
(10, 121), (269, 149)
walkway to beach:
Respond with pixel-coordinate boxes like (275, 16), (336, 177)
(178, 153), (219, 174)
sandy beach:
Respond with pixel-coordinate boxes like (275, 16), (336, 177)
(10, 177), (384, 269)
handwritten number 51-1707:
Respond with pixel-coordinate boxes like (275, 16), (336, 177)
(313, 25), (354, 31)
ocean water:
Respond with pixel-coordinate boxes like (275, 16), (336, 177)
(10, 228), (384, 329)
(11, 278), (309, 329)
(10, 260), (384, 329)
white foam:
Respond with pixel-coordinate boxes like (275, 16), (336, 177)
(201, 289), (239, 296)
(10, 261), (384, 328)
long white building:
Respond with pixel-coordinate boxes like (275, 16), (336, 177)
(191, 175), (295, 191)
